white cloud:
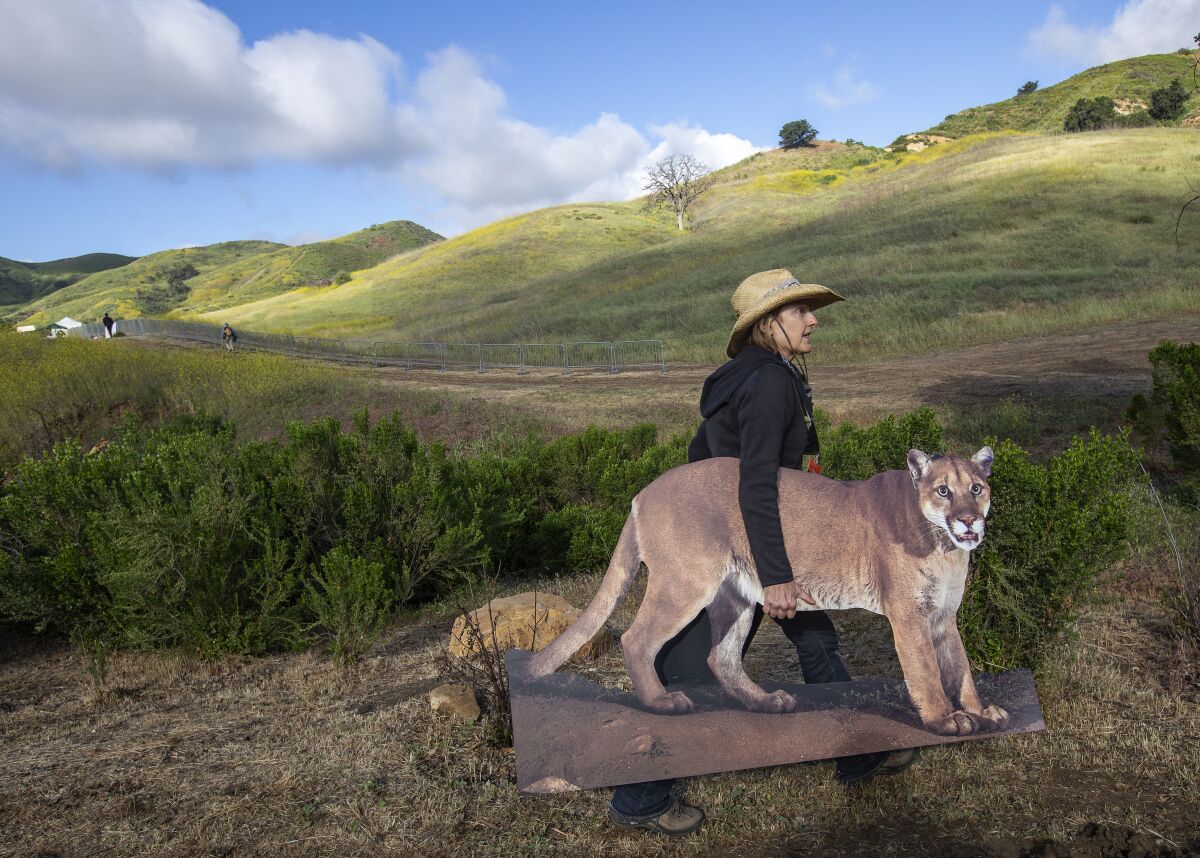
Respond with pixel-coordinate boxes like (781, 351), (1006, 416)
(0, 0), (760, 234)
(1028, 0), (1200, 64)
(806, 63), (880, 109)
(0, 0), (414, 170)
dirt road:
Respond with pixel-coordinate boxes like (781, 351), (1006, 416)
(366, 313), (1200, 436)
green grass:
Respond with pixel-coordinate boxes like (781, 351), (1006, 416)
(0, 332), (360, 471)
(922, 51), (1200, 137)
(195, 128), (1200, 364)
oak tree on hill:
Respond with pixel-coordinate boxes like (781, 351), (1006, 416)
(1149, 78), (1188, 121)
(1016, 80), (1038, 96)
(779, 119), (818, 148)
(1064, 96), (1116, 132)
(642, 154), (713, 231)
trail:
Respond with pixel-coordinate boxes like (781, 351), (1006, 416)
(364, 313), (1200, 432)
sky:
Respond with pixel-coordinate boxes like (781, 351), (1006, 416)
(1, 0), (1197, 260)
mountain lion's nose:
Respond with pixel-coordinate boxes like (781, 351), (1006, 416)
(959, 515), (976, 527)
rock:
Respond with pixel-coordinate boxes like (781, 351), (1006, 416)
(429, 683), (480, 722)
(523, 776), (580, 794)
(449, 592), (612, 660)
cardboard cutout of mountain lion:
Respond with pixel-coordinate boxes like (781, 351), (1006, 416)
(521, 446), (1012, 737)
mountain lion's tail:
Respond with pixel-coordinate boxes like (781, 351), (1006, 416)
(525, 506), (643, 678)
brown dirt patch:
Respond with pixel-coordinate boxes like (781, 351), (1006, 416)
(359, 313), (1200, 442)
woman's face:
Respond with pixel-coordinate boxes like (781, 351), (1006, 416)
(769, 302), (818, 356)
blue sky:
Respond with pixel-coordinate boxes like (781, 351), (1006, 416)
(1, 0), (1196, 260)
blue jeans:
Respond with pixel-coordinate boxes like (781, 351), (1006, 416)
(610, 608), (851, 817)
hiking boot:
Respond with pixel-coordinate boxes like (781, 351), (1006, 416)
(876, 746), (921, 777)
(834, 750), (890, 786)
(608, 797), (705, 836)
(835, 746), (922, 786)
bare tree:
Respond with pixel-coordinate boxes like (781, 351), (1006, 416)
(643, 154), (713, 230)
(1176, 175), (1200, 250)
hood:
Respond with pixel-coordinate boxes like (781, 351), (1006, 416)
(699, 344), (792, 418)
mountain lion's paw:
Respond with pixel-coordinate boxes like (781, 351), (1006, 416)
(647, 691), (694, 714)
(929, 710), (980, 736)
(980, 704), (1009, 730)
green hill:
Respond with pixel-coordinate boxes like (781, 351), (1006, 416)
(1, 252), (136, 309)
(18, 241), (285, 326)
(199, 126), (1200, 364)
(911, 52), (1199, 140)
(177, 220), (442, 314)
(15, 54), (1200, 362)
(15, 221), (441, 327)
(197, 203), (679, 338)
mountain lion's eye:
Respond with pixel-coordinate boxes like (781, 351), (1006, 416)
(970, 484), (982, 495)
(936, 486), (950, 497)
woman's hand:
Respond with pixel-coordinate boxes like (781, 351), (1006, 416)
(763, 580), (816, 619)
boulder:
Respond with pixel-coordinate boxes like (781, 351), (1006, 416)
(449, 592), (611, 660)
(429, 683), (480, 722)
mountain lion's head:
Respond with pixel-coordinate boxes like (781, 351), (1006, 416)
(906, 446), (993, 552)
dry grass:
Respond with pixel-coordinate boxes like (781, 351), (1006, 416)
(3, 551), (1197, 857)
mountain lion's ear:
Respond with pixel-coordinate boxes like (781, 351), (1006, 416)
(971, 446), (993, 477)
(907, 449), (931, 485)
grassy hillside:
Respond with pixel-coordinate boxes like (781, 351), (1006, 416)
(199, 128), (1200, 364)
(177, 220), (442, 314)
(17, 241), (284, 326)
(919, 52), (1199, 138)
(197, 203), (679, 339)
(0, 252), (136, 311)
(14, 221), (441, 328)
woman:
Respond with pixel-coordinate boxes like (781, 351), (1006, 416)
(608, 268), (918, 837)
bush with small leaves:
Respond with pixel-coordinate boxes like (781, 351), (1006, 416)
(1064, 96), (1116, 132)
(304, 547), (394, 666)
(1149, 78), (1189, 121)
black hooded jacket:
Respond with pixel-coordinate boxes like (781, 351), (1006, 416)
(686, 344), (819, 587)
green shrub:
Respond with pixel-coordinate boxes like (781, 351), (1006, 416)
(94, 423), (305, 657)
(304, 547), (394, 666)
(959, 431), (1141, 668)
(0, 405), (1142, 673)
(1149, 78), (1189, 121)
(1064, 96), (1116, 132)
(818, 406), (943, 480)
(0, 435), (136, 637)
(1131, 341), (1200, 499)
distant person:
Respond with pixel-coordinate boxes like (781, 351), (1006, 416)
(102, 312), (114, 338)
(222, 323), (238, 352)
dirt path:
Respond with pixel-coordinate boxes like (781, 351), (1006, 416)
(363, 313), (1200, 434)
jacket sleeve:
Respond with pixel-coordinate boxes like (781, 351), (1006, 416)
(734, 366), (807, 587)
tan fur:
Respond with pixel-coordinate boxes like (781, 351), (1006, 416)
(526, 447), (1010, 737)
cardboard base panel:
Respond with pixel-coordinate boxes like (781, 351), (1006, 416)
(507, 649), (1045, 794)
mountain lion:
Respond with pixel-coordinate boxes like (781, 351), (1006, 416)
(525, 447), (1009, 737)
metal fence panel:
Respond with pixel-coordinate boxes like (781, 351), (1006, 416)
(615, 339), (666, 372)
(58, 318), (664, 374)
(565, 341), (614, 373)
(521, 343), (567, 373)
(480, 344), (521, 372)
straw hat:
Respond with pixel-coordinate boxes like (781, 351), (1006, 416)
(725, 268), (845, 357)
